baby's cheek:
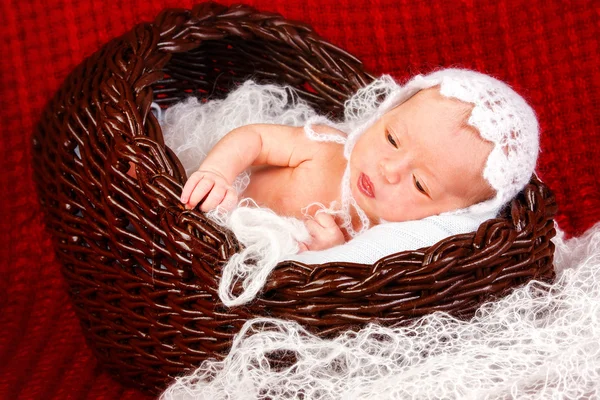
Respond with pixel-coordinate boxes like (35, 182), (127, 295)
(468, 178), (496, 205)
(375, 190), (427, 222)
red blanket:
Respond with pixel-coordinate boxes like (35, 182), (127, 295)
(1, 0), (598, 398)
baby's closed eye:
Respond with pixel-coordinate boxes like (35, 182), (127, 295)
(413, 175), (428, 196)
(386, 131), (398, 148)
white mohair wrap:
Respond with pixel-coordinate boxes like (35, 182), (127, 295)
(206, 200), (310, 307)
(160, 223), (600, 400)
(160, 70), (539, 307)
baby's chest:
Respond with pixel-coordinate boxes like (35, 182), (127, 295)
(242, 160), (342, 218)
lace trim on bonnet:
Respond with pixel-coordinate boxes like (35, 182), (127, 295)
(304, 68), (540, 237)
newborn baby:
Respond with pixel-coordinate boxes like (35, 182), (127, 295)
(179, 69), (538, 254)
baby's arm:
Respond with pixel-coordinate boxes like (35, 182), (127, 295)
(180, 124), (315, 211)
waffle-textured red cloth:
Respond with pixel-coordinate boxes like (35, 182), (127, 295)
(1, 0), (598, 398)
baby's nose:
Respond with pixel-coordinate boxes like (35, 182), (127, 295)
(380, 158), (405, 184)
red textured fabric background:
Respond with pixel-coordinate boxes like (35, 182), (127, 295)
(0, 0), (598, 398)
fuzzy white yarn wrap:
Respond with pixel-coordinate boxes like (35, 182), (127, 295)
(161, 223), (600, 400)
(207, 200), (310, 307)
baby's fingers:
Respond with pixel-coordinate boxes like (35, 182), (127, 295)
(304, 214), (345, 251)
(220, 188), (238, 211)
(200, 184), (227, 212)
(313, 212), (338, 228)
(181, 172), (204, 204)
(187, 178), (215, 209)
(297, 242), (309, 253)
(304, 219), (322, 236)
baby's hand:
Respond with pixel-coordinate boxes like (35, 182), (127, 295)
(180, 169), (238, 212)
(299, 212), (345, 252)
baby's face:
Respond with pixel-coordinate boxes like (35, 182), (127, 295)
(349, 87), (495, 223)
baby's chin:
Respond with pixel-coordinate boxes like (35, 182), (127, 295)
(351, 186), (384, 225)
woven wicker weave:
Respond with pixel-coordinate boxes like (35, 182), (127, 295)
(31, 2), (557, 394)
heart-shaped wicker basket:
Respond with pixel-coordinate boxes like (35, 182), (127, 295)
(32, 2), (556, 394)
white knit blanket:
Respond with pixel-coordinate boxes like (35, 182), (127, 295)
(285, 211), (496, 265)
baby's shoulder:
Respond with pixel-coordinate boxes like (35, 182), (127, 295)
(298, 142), (344, 176)
(300, 124), (346, 161)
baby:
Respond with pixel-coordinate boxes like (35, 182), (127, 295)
(179, 69), (539, 254)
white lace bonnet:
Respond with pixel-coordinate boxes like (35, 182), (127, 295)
(308, 68), (540, 237)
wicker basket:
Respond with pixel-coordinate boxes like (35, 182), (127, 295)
(31, 2), (557, 394)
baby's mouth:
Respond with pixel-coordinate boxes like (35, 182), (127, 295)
(358, 173), (375, 198)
